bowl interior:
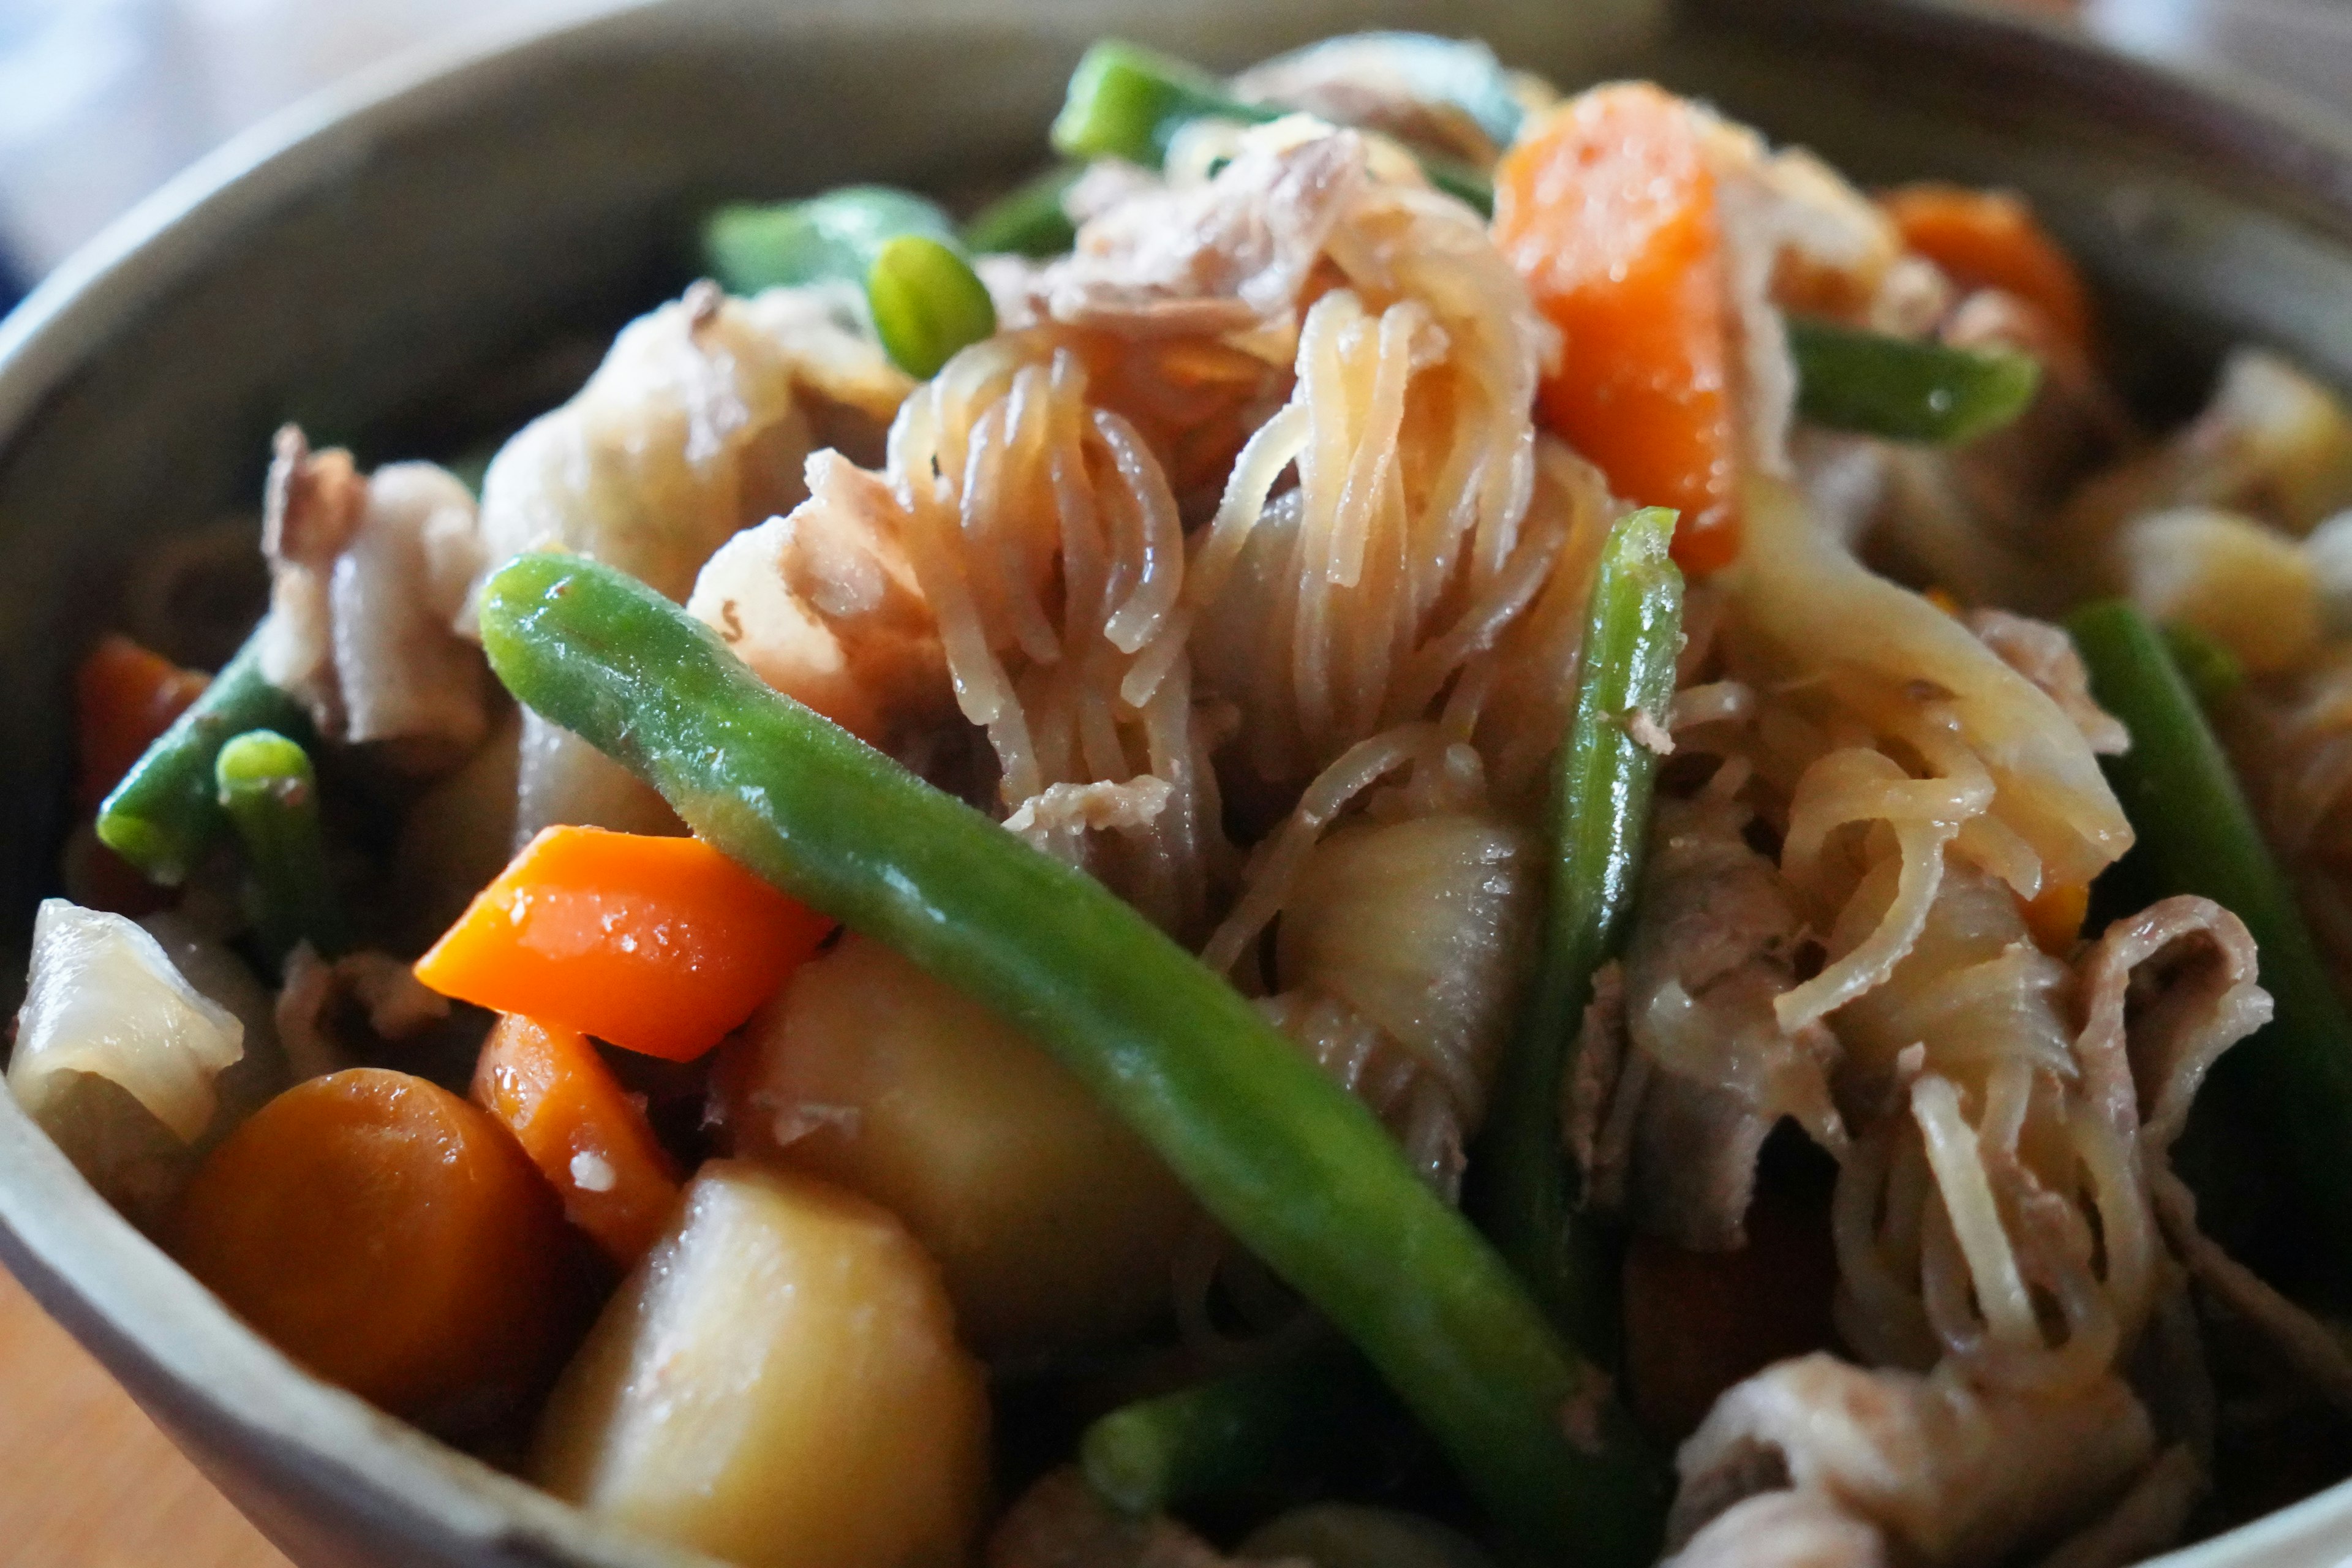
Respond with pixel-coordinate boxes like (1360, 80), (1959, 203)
(6, 1), (2352, 1564)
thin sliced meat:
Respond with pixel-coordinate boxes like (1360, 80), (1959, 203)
(1025, 127), (1371, 336)
(1670, 1353), (2154, 1566)
(1969, 608), (2128, 758)
(2071, 895), (2272, 1152)
(1618, 794), (1845, 1249)
(258, 428), (489, 760)
(686, 450), (952, 753)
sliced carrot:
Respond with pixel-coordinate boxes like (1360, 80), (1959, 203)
(473, 1014), (683, 1268)
(172, 1068), (572, 1423)
(1881, 183), (2092, 351)
(1493, 83), (1740, 576)
(2022, 879), (2091, 955)
(75, 635), (209, 813)
(415, 826), (833, 1061)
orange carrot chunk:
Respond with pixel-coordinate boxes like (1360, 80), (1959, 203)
(415, 826), (832, 1062)
(75, 635), (210, 813)
(473, 1013), (683, 1268)
(1493, 82), (1740, 576)
(1882, 182), (2092, 351)
(172, 1068), (571, 1423)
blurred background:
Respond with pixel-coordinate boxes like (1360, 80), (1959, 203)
(0, 0), (2346, 1564)
(2, 0), (2351, 317)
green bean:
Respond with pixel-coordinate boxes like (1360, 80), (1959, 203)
(477, 552), (1664, 1563)
(1471, 508), (1684, 1359)
(702, 187), (995, 377)
(865, 235), (998, 379)
(701, 186), (957, 296)
(1081, 1341), (1387, 1515)
(2068, 600), (2352, 1253)
(215, 729), (345, 961)
(1050, 39), (1494, 216)
(2162, 620), (2246, 708)
(95, 627), (310, 886)
(1051, 40), (1270, 167)
(1790, 318), (2041, 444)
(964, 165), (1082, 258)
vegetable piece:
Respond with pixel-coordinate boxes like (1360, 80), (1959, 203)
(2068, 599), (2352, 1254)
(215, 729), (346, 962)
(1471, 508), (1684, 1357)
(7, 899), (246, 1224)
(1737, 476), (2133, 890)
(1788, 318), (2041, 445)
(722, 933), (1196, 1355)
(472, 1014), (682, 1269)
(74, 635), (209, 812)
(1882, 182), (2092, 350)
(413, 824), (833, 1062)
(533, 1161), (989, 1568)
(1494, 86), (1739, 575)
(700, 187), (995, 376)
(1080, 1341), (1389, 1515)
(2116, 506), (2323, 676)
(2163, 620), (2247, 707)
(703, 185), (959, 295)
(867, 234), (1000, 379)
(477, 552), (1664, 1563)
(963, 165), (1082, 257)
(1050, 39), (1494, 213)
(172, 1068), (571, 1422)
(95, 626), (310, 886)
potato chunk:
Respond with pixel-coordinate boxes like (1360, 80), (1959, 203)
(723, 935), (1197, 1355)
(533, 1161), (987, 1568)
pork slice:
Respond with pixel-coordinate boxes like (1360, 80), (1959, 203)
(1029, 127), (1370, 337)
(1670, 1354), (2155, 1566)
(2072, 895), (2271, 1152)
(257, 426), (489, 759)
(1968, 609), (2129, 758)
(1619, 795), (1845, 1249)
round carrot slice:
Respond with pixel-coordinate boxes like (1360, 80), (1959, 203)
(173, 1068), (571, 1424)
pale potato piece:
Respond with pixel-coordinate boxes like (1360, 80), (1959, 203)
(533, 1161), (988, 1568)
(725, 935), (1197, 1356)
(2116, 505), (2322, 676)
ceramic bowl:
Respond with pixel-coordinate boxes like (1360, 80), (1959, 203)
(5, 1), (2352, 1563)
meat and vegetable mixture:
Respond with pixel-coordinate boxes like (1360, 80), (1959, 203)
(18, 31), (2352, 1568)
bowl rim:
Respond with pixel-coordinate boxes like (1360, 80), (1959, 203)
(0, 13), (714, 1564)
(4, 2), (2352, 1565)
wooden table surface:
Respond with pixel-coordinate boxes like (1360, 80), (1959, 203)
(0, 1264), (290, 1568)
